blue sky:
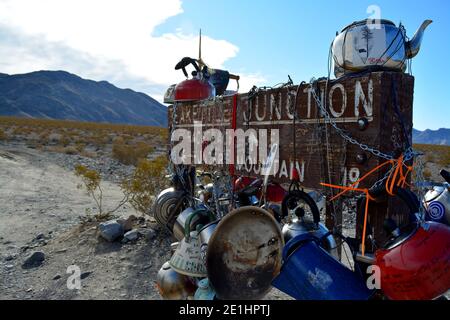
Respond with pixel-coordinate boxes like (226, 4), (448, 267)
(0, 0), (448, 130)
(154, 0), (449, 130)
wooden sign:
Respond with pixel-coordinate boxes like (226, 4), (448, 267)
(169, 71), (414, 191)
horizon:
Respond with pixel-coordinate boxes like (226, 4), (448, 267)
(0, 0), (449, 130)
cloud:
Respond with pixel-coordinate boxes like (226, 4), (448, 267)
(0, 0), (265, 100)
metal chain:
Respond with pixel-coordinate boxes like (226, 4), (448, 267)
(309, 78), (394, 161)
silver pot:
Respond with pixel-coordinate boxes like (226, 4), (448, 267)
(332, 19), (432, 78)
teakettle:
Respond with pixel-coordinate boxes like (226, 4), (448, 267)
(156, 261), (197, 300)
(376, 221), (450, 300)
(423, 169), (450, 225)
(281, 190), (339, 259)
(332, 19), (432, 78)
(173, 57), (215, 102)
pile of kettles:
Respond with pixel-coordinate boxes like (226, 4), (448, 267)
(154, 165), (450, 300)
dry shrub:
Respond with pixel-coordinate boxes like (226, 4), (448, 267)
(423, 168), (432, 180)
(0, 128), (7, 140)
(64, 146), (79, 155)
(60, 135), (71, 147)
(75, 164), (128, 220)
(121, 156), (168, 216)
(112, 141), (154, 165)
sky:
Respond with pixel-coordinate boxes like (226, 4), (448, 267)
(0, 0), (448, 130)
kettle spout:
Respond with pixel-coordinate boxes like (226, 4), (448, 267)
(406, 20), (433, 59)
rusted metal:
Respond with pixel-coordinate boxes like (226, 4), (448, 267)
(206, 206), (283, 300)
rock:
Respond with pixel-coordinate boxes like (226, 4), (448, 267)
(54, 248), (67, 254)
(80, 271), (92, 280)
(140, 228), (157, 241)
(117, 215), (137, 232)
(35, 233), (45, 240)
(26, 288), (33, 293)
(123, 230), (140, 242)
(53, 274), (61, 280)
(4, 254), (16, 261)
(22, 251), (45, 269)
(98, 220), (124, 242)
(5, 264), (14, 270)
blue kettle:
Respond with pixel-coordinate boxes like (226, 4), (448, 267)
(272, 233), (374, 300)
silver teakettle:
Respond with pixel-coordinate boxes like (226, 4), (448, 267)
(332, 19), (432, 78)
(156, 261), (197, 300)
(281, 190), (339, 259)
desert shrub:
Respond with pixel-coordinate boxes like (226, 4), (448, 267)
(75, 142), (86, 153)
(112, 141), (154, 165)
(423, 168), (432, 180)
(64, 146), (79, 155)
(75, 164), (129, 220)
(0, 128), (7, 140)
(121, 156), (168, 216)
(60, 135), (71, 147)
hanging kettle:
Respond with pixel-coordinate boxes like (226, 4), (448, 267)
(169, 230), (207, 278)
(423, 169), (450, 225)
(332, 19), (432, 78)
(172, 205), (215, 241)
(281, 190), (339, 259)
(156, 261), (197, 300)
(152, 187), (186, 230)
(370, 186), (450, 300)
(272, 233), (374, 300)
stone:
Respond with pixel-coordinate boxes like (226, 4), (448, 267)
(4, 254), (16, 261)
(98, 220), (124, 242)
(123, 229), (140, 242)
(53, 274), (61, 280)
(140, 228), (157, 241)
(80, 271), (92, 280)
(22, 251), (45, 269)
(117, 215), (137, 232)
(35, 233), (45, 240)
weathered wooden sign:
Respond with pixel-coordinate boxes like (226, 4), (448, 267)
(169, 71), (414, 191)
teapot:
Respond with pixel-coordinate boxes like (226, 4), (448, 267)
(332, 19), (432, 78)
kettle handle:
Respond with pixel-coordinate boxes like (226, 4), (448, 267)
(281, 190), (321, 224)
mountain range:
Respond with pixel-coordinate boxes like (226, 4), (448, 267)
(0, 71), (448, 145)
(0, 70), (167, 127)
(413, 128), (450, 146)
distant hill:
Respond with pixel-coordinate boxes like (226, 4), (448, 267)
(0, 71), (167, 127)
(413, 128), (450, 146)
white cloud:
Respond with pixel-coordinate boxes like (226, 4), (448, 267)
(0, 0), (265, 100)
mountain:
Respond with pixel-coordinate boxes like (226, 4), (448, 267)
(413, 128), (450, 146)
(0, 71), (167, 127)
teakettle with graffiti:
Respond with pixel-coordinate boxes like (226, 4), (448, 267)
(332, 19), (432, 78)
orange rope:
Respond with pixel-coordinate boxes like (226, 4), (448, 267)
(320, 155), (414, 256)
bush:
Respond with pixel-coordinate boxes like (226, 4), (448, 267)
(112, 141), (154, 165)
(75, 164), (128, 220)
(64, 146), (79, 155)
(0, 128), (7, 140)
(121, 156), (168, 216)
